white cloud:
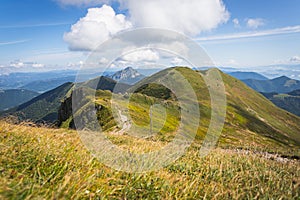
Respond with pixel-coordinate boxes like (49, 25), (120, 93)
(121, 49), (160, 63)
(246, 18), (265, 29)
(232, 18), (239, 27)
(290, 56), (300, 63)
(9, 60), (45, 69)
(124, 0), (229, 36)
(99, 57), (109, 64)
(171, 57), (184, 66)
(64, 5), (132, 51)
(10, 60), (25, 68)
(31, 63), (45, 68)
(64, 1), (230, 51)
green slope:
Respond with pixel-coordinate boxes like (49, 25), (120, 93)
(83, 76), (131, 93)
(59, 67), (300, 154)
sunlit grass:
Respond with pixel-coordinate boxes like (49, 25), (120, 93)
(0, 122), (299, 199)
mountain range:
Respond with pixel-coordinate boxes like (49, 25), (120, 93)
(2, 67), (300, 151)
(228, 71), (268, 81)
(1, 76), (131, 124)
(0, 89), (39, 111)
(32, 67), (300, 151)
(262, 89), (300, 117)
(243, 76), (300, 93)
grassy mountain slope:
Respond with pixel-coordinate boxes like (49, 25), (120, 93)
(83, 76), (131, 93)
(0, 121), (299, 199)
(128, 67), (300, 150)
(243, 76), (300, 93)
(0, 89), (38, 111)
(59, 67), (300, 154)
(1, 67), (300, 199)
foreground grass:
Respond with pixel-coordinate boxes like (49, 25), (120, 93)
(0, 122), (299, 199)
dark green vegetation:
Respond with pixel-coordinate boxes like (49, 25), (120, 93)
(133, 83), (176, 100)
(262, 90), (300, 117)
(1, 76), (131, 124)
(228, 71), (268, 80)
(243, 75), (300, 93)
(83, 76), (131, 93)
(0, 89), (38, 111)
(2, 83), (74, 123)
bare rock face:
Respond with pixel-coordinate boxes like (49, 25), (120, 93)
(108, 67), (145, 84)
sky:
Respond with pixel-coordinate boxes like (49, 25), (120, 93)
(0, 0), (300, 73)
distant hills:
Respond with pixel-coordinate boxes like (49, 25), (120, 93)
(262, 89), (300, 117)
(107, 67), (145, 84)
(2, 76), (130, 123)
(227, 72), (300, 117)
(243, 76), (300, 93)
(2, 67), (300, 150)
(228, 71), (268, 81)
(3, 82), (74, 123)
(20, 76), (76, 93)
(0, 89), (39, 111)
(0, 70), (77, 90)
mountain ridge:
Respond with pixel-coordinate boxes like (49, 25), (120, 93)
(243, 75), (300, 93)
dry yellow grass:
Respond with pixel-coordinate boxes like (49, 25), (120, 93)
(0, 121), (299, 199)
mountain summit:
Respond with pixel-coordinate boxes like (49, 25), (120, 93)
(108, 67), (145, 84)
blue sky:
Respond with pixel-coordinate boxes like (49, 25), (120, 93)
(0, 0), (300, 72)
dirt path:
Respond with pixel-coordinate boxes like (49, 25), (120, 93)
(116, 110), (131, 134)
(221, 148), (300, 164)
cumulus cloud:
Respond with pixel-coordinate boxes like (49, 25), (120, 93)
(64, 0), (230, 51)
(124, 0), (229, 35)
(64, 5), (132, 51)
(246, 18), (265, 29)
(290, 56), (300, 63)
(120, 49), (160, 63)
